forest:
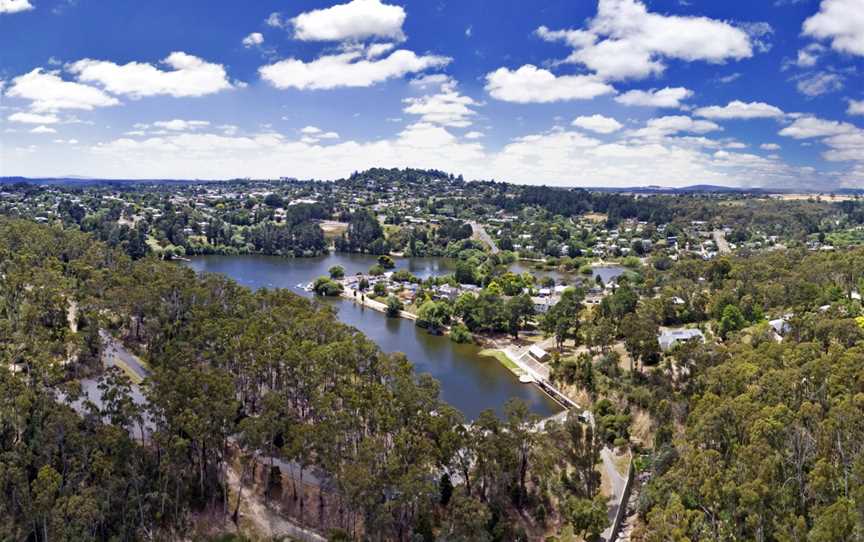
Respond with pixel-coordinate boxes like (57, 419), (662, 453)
(0, 218), (605, 541)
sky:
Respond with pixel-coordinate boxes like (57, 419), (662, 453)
(1, 0), (863, 189)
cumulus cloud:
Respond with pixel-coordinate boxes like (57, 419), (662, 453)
(848, 99), (864, 115)
(266, 12), (286, 28)
(794, 43), (827, 68)
(260, 48), (450, 90)
(695, 100), (785, 119)
(760, 143), (781, 150)
(403, 77), (478, 128)
(536, 0), (755, 80)
(8, 112), (60, 124)
(291, 0), (406, 42)
(5, 68), (120, 112)
(242, 32), (264, 48)
(571, 114), (623, 134)
(464, 131), (484, 139)
(629, 115), (721, 138)
(778, 115), (857, 138)
(0, 0), (32, 13)
(795, 71), (844, 96)
(152, 119), (210, 131)
(614, 86), (692, 108)
(299, 126), (340, 141)
(69, 52), (234, 98)
(803, 0), (864, 56)
(30, 125), (57, 134)
(484, 65), (615, 103)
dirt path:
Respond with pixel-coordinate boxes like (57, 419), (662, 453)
(226, 466), (326, 542)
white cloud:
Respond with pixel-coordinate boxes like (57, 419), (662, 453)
(778, 116), (858, 138)
(242, 32), (264, 48)
(5, 68), (120, 112)
(571, 114), (623, 134)
(794, 43), (826, 68)
(7, 117), (825, 189)
(795, 71), (844, 96)
(464, 131), (484, 139)
(8, 112), (60, 124)
(630, 115), (721, 138)
(848, 99), (864, 115)
(266, 12), (286, 28)
(614, 86), (692, 108)
(694, 100), (784, 119)
(803, 0), (864, 56)
(300, 126), (340, 140)
(260, 48), (450, 90)
(366, 42), (395, 58)
(291, 0), (406, 42)
(760, 143), (781, 150)
(403, 78), (478, 128)
(69, 52), (233, 98)
(0, 0), (32, 13)
(30, 125), (57, 134)
(152, 119), (210, 131)
(717, 73), (742, 84)
(484, 65), (615, 103)
(823, 130), (864, 162)
(537, 0), (754, 81)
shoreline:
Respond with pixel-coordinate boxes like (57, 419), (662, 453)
(335, 287), (575, 410)
(339, 287), (418, 320)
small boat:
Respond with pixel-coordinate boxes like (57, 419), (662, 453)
(519, 374), (534, 383)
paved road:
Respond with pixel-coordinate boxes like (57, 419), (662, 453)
(99, 330), (150, 381)
(469, 221), (499, 254)
(600, 447), (629, 541)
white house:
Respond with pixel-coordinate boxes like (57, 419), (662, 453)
(658, 328), (705, 352)
(528, 345), (550, 362)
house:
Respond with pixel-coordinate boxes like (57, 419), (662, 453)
(769, 318), (791, 336)
(528, 345), (550, 362)
(658, 328), (705, 352)
(531, 296), (555, 314)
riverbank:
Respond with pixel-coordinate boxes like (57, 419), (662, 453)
(339, 287), (418, 320)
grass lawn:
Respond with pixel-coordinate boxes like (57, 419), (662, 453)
(478, 348), (525, 376)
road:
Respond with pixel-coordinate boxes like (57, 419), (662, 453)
(713, 229), (731, 254)
(99, 330), (150, 382)
(469, 221), (499, 254)
(600, 447), (629, 541)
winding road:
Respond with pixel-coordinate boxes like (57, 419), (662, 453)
(469, 221), (499, 254)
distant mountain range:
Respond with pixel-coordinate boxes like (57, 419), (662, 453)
(1, 175), (862, 195)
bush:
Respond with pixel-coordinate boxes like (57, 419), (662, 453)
(312, 276), (343, 296)
(386, 295), (403, 317)
(449, 322), (474, 344)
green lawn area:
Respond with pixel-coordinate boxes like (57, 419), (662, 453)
(478, 348), (525, 376)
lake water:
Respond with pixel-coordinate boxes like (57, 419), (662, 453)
(185, 254), (561, 419)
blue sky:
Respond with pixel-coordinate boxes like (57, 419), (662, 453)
(1, 0), (862, 188)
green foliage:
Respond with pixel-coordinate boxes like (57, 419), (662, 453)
(328, 265), (345, 279)
(312, 276), (344, 296)
(385, 295), (403, 317)
(449, 322), (474, 343)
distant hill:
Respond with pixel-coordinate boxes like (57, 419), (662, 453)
(2, 171), (861, 195)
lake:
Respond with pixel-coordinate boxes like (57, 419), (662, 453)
(185, 253), (562, 419)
